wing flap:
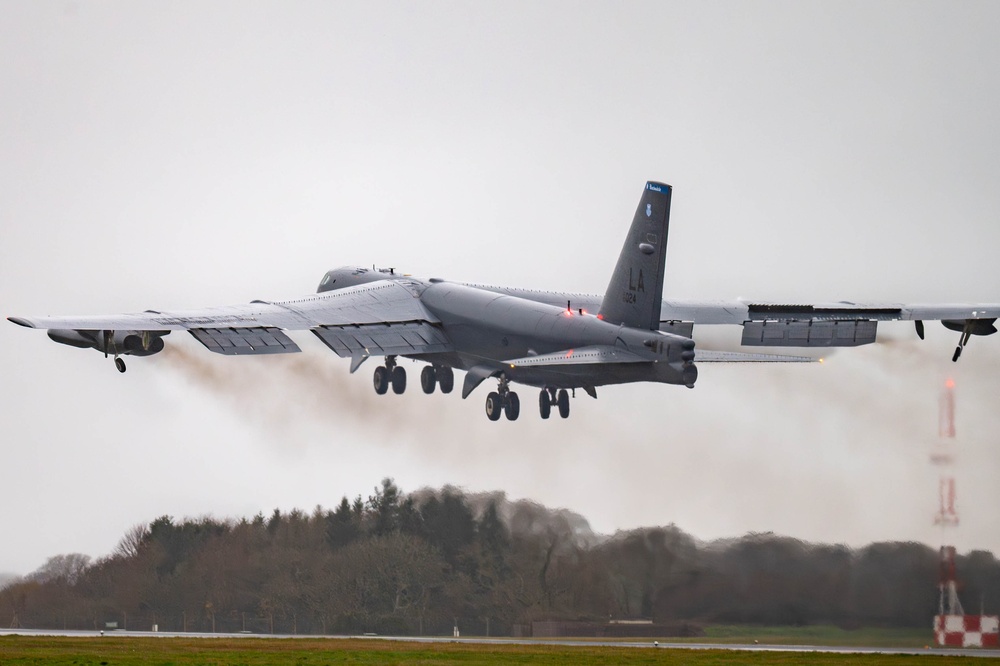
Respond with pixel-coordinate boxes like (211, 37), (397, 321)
(312, 322), (452, 358)
(741, 319), (878, 348)
(190, 327), (301, 355)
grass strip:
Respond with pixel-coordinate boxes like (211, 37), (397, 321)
(0, 635), (978, 666)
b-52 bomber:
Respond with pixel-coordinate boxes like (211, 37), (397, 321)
(9, 182), (998, 421)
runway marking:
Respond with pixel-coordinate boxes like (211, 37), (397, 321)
(2, 628), (1000, 658)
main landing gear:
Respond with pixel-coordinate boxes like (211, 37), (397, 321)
(374, 359), (455, 396)
(373, 356), (407, 395)
(419, 365), (454, 394)
(485, 375), (520, 421)
(482, 381), (574, 421)
(538, 388), (570, 419)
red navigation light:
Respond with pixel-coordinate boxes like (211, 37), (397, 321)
(596, 313), (604, 320)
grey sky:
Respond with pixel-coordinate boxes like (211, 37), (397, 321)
(2, 1), (999, 574)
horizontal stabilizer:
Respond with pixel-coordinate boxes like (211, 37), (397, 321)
(695, 350), (818, 363)
(505, 346), (648, 368)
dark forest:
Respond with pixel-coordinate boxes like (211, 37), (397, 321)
(3, 479), (998, 636)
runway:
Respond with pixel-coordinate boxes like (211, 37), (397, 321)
(3, 628), (1000, 658)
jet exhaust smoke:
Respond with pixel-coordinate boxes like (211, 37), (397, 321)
(149, 331), (999, 555)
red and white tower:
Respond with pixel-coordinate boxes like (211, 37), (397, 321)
(932, 378), (959, 529)
(931, 378), (999, 648)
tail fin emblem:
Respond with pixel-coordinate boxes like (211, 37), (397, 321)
(645, 203), (652, 218)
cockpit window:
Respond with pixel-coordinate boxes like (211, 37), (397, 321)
(321, 274), (332, 286)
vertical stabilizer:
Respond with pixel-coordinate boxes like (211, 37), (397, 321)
(598, 182), (672, 330)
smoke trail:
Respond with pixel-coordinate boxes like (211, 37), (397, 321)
(148, 328), (999, 554)
(153, 336), (642, 455)
(157, 342), (428, 437)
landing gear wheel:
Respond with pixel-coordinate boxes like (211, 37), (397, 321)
(953, 346), (963, 363)
(391, 366), (407, 394)
(539, 390), (551, 419)
(114, 357), (126, 373)
(437, 367), (455, 394)
(373, 366), (389, 395)
(485, 392), (503, 421)
(556, 389), (570, 419)
(504, 392), (520, 421)
(420, 366), (437, 394)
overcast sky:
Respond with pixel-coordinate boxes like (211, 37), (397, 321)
(2, 1), (999, 575)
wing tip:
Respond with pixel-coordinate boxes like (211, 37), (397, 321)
(7, 317), (36, 328)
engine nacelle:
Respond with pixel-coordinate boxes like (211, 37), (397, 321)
(123, 333), (166, 356)
(47, 329), (98, 349)
(47, 329), (168, 356)
(942, 318), (998, 336)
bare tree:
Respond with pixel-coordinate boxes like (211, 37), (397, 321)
(30, 554), (91, 585)
(114, 523), (150, 559)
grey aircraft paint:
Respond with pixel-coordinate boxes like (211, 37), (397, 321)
(8, 182), (999, 421)
(599, 181), (672, 331)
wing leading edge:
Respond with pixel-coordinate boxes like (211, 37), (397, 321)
(8, 279), (455, 360)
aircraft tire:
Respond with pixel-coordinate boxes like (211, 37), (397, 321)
(115, 357), (127, 373)
(373, 366), (389, 395)
(556, 389), (570, 418)
(504, 392), (520, 421)
(391, 366), (407, 394)
(539, 390), (551, 419)
(420, 366), (436, 394)
(485, 392), (503, 421)
(437, 367), (455, 394)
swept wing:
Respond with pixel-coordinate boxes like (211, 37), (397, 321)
(8, 279), (453, 360)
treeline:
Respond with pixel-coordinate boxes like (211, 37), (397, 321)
(2, 480), (999, 635)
